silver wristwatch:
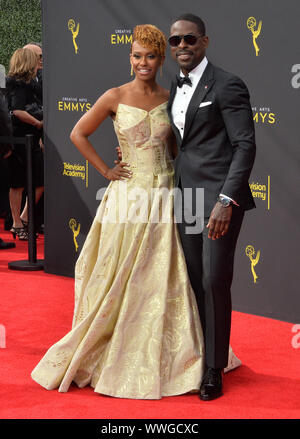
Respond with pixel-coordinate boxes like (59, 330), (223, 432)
(217, 196), (232, 207)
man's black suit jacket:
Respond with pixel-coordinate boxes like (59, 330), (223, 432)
(167, 61), (256, 217)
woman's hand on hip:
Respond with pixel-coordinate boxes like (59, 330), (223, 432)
(105, 162), (132, 181)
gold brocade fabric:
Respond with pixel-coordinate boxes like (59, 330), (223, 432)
(31, 103), (237, 399)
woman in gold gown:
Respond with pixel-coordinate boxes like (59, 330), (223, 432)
(31, 25), (240, 399)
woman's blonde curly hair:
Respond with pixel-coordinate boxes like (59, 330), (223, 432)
(8, 48), (38, 82)
(132, 24), (166, 57)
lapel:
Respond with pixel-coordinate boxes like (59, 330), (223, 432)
(182, 62), (215, 141)
(168, 77), (182, 147)
(167, 78), (177, 114)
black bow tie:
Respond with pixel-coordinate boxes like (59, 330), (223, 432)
(176, 74), (192, 88)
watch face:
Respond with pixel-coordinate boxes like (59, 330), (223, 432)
(218, 197), (230, 207)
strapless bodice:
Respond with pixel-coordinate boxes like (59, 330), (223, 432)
(113, 102), (173, 176)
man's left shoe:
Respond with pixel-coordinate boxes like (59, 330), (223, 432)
(199, 367), (223, 401)
(0, 239), (16, 250)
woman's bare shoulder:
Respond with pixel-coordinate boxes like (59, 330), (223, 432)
(96, 83), (132, 111)
(159, 86), (170, 101)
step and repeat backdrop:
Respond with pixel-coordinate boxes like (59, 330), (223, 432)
(42, 0), (300, 323)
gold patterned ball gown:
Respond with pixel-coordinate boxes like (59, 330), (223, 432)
(31, 102), (241, 399)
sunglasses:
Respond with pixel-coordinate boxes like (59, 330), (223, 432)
(168, 34), (203, 47)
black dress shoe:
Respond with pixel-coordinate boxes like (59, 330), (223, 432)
(199, 367), (223, 401)
(0, 238), (16, 249)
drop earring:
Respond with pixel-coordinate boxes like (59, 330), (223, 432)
(130, 63), (133, 76)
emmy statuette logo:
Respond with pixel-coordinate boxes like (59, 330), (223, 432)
(247, 17), (262, 56)
(69, 218), (81, 252)
(68, 19), (80, 54)
(245, 245), (260, 283)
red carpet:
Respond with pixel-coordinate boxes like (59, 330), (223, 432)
(0, 223), (299, 419)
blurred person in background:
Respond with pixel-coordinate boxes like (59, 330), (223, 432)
(23, 43), (43, 106)
(23, 42), (44, 234)
(0, 88), (15, 249)
(6, 48), (44, 240)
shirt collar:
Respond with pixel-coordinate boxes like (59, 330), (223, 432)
(180, 56), (208, 82)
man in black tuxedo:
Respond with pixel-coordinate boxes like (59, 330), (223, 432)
(167, 13), (256, 400)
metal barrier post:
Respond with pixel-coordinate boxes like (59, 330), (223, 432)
(4, 134), (44, 271)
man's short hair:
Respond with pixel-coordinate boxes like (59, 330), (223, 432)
(171, 13), (206, 36)
(26, 42), (42, 49)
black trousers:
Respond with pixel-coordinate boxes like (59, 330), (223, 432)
(176, 187), (244, 369)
